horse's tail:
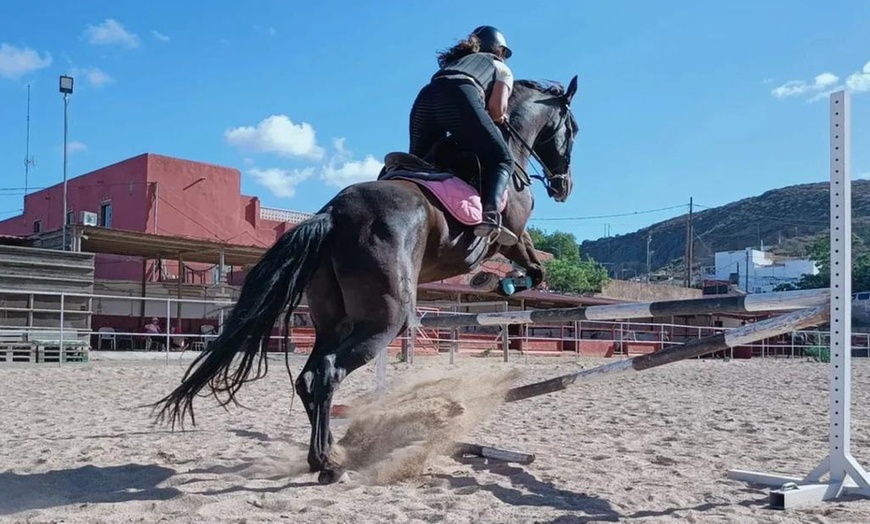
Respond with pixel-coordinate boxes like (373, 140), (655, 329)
(151, 212), (333, 429)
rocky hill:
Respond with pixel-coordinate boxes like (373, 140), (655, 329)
(579, 180), (870, 279)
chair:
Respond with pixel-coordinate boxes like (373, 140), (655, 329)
(97, 327), (116, 350)
(200, 325), (217, 349)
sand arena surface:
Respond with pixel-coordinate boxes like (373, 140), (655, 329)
(2, 352), (870, 523)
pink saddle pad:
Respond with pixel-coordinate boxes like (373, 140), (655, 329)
(393, 175), (507, 226)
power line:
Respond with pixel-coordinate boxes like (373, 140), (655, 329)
(529, 203), (688, 221)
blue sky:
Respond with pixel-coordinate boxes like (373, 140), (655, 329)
(1, 1), (869, 244)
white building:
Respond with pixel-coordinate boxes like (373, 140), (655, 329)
(703, 248), (818, 294)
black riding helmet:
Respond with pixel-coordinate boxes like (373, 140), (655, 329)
(471, 25), (512, 59)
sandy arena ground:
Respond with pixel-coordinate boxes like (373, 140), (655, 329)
(2, 350), (870, 523)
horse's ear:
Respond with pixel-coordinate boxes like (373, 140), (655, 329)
(564, 75), (578, 104)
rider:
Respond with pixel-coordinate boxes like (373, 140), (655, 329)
(408, 25), (518, 246)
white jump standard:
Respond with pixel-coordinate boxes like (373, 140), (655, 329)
(727, 90), (870, 509)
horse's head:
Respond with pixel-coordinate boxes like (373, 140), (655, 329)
(509, 75), (579, 203)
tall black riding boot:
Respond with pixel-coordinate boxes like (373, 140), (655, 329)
(473, 167), (518, 246)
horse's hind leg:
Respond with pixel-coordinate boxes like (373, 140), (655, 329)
(304, 257), (416, 483)
(293, 263), (350, 472)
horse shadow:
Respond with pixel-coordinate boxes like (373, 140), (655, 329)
(0, 463), (180, 516)
(437, 458), (769, 522)
(436, 457), (621, 521)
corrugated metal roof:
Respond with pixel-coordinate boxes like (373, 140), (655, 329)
(0, 234), (33, 246)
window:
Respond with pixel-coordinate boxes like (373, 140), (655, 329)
(66, 210), (74, 225)
(100, 202), (113, 228)
(33, 220), (41, 233)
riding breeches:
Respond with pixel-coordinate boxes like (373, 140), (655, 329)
(408, 77), (514, 182)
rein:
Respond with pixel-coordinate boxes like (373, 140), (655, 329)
(504, 107), (573, 197)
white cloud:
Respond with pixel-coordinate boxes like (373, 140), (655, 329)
(71, 66), (114, 87)
(857, 172), (870, 180)
(321, 155), (384, 189)
(67, 141), (87, 154)
(771, 80), (807, 98)
(151, 30), (170, 43)
(84, 19), (140, 48)
(231, 124), (381, 195)
(846, 61), (870, 92)
(771, 59), (870, 102)
(771, 72), (840, 98)
(248, 167), (314, 198)
(225, 115), (325, 160)
(0, 43), (52, 79)
(815, 72), (839, 87)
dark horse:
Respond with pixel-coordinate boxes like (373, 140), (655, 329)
(153, 75), (580, 483)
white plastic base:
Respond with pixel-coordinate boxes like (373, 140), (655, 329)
(728, 453), (870, 509)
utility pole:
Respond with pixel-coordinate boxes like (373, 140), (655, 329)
(745, 248), (750, 293)
(646, 233), (652, 283)
(684, 197), (694, 287)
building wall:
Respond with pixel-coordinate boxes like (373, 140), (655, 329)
(144, 154), (281, 247)
(0, 153), (294, 283)
(0, 155), (151, 237)
(711, 248), (818, 293)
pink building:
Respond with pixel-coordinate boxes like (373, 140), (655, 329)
(0, 153), (306, 282)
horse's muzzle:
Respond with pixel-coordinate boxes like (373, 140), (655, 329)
(548, 172), (573, 203)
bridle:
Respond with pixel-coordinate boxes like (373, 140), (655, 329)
(504, 101), (575, 197)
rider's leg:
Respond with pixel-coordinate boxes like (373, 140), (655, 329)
(430, 80), (517, 245)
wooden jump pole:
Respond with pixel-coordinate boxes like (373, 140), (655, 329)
(503, 304), (828, 403)
(451, 442), (536, 464)
(455, 305), (827, 466)
(413, 288), (829, 329)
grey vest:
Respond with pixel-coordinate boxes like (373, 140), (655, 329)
(432, 52), (499, 100)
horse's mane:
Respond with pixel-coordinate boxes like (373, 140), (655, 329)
(510, 78), (579, 135)
(514, 79), (566, 97)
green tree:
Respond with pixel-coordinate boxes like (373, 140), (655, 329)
(528, 228), (579, 262)
(775, 233), (870, 292)
(527, 227), (610, 293)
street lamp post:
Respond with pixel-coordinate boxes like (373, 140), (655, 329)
(59, 75), (73, 251)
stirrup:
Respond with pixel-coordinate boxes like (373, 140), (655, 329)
(473, 222), (519, 246)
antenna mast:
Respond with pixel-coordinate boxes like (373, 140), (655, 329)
(24, 84), (36, 196)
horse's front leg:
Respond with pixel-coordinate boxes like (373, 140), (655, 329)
(498, 229), (546, 288)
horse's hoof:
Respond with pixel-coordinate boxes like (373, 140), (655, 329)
(317, 468), (345, 484)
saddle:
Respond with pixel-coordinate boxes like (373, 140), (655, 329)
(377, 142), (507, 228)
(377, 139), (483, 187)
